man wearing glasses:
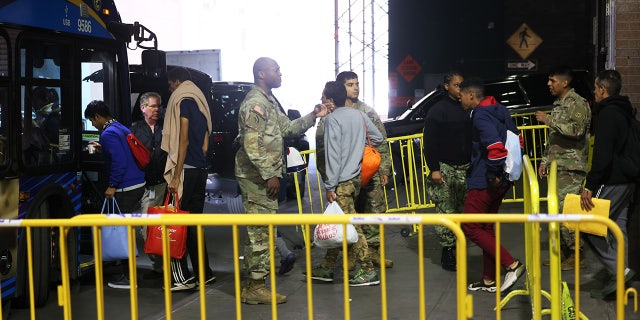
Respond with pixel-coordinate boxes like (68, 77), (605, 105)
(131, 91), (168, 279)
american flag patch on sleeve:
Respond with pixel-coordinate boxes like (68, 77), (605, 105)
(253, 105), (265, 116)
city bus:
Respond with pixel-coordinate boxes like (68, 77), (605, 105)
(0, 0), (164, 312)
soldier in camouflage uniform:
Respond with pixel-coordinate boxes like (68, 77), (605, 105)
(338, 71), (394, 269)
(235, 57), (327, 304)
(535, 67), (591, 270)
(423, 72), (471, 271)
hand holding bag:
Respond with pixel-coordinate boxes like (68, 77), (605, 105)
(313, 202), (359, 248)
(144, 193), (189, 259)
(101, 198), (137, 261)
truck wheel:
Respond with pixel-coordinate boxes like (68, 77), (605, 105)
(14, 203), (51, 308)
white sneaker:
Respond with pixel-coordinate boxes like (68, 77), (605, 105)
(165, 277), (196, 291)
(501, 260), (525, 292)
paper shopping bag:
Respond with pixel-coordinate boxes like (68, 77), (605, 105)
(144, 193), (188, 259)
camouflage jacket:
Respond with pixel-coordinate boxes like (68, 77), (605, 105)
(315, 116), (328, 181)
(235, 86), (316, 182)
(543, 88), (591, 172)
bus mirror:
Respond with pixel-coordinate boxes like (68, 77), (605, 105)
(107, 22), (135, 43)
(142, 50), (166, 78)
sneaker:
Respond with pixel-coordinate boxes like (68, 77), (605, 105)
(107, 275), (131, 289)
(303, 266), (334, 282)
(348, 269), (380, 287)
(591, 269), (636, 299)
(501, 260), (525, 292)
(279, 253), (296, 275)
(196, 274), (217, 286)
(468, 280), (497, 293)
(165, 277), (197, 292)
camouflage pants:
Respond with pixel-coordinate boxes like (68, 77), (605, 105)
(237, 177), (279, 280)
(321, 176), (375, 272)
(426, 162), (470, 247)
(356, 173), (387, 245)
(557, 170), (586, 253)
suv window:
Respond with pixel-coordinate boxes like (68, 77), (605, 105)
(485, 80), (529, 110)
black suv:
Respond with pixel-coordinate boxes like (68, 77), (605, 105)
(106, 68), (308, 210)
(383, 70), (594, 138)
(209, 81), (309, 202)
(383, 71), (594, 181)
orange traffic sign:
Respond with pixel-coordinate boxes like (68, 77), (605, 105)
(506, 23), (543, 60)
(396, 55), (422, 83)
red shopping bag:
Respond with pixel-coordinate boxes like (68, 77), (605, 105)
(144, 193), (188, 259)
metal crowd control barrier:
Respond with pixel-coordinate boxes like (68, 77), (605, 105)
(291, 122), (549, 237)
(294, 122), (549, 211)
(1, 212), (635, 319)
(0, 213), (470, 320)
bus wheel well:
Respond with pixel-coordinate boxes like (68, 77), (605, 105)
(14, 185), (76, 308)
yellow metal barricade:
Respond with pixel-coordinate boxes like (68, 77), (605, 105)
(2, 212), (635, 319)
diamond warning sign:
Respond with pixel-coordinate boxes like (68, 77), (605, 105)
(506, 23), (543, 60)
(396, 55), (422, 83)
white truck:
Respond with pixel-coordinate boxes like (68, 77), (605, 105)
(165, 49), (222, 80)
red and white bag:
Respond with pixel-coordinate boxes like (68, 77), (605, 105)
(313, 202), (359, 249)
(144, 193), (188, 259)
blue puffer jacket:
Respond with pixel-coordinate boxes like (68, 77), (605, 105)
(101, 121), (146, 189)
(467, 96), (520, 190)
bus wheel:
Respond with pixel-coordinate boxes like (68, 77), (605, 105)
(14, 203), (51, 308)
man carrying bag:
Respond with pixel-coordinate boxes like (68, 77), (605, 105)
(85, 100), (146, 290)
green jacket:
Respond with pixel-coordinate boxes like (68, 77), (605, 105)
(235, 86), (315, 182)
(542, 88), (591, 172)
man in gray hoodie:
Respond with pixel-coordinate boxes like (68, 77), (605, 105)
(310, 81), (384, 286)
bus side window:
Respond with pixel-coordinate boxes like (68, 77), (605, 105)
(19, 40), (73, 166)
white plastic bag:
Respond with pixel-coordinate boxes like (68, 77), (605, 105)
(504, 130), (523, 181)
(313, 202), (359, 248)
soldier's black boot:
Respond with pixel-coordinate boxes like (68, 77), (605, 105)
(441, 246), (456, 272)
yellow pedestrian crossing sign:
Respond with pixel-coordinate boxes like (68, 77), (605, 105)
(507, 23), (543, 60)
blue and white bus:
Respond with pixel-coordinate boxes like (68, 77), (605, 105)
(0, 0), (163, 311)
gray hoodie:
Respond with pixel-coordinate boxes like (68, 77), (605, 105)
(323, 106), (383, 191)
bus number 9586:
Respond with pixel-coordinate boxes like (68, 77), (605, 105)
(77, 19), (91, 33)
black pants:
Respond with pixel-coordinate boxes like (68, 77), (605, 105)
(173, 168), (213, 282)
(114, 186), (145, 276)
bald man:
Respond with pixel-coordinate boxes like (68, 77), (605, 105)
(235, 57), (327, 304)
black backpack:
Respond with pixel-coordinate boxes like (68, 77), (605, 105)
(615, 108), (640, 181)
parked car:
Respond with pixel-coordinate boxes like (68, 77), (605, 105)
(384, 70), (594, 138)
(88, 68), (308, 211)
(208, 81), (308, 204)
(383, 71), (594, 182)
